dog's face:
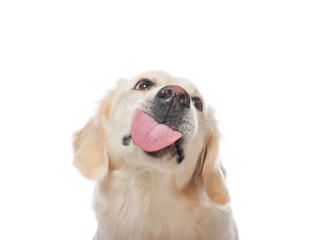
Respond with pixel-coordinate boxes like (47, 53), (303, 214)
(107, 71), (206, 170)
(73, 71), (230, 205)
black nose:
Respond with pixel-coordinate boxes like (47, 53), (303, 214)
(157, 85), (191, 109)
(152, 85), (190, 127)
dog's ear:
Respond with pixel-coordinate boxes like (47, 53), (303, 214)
(72, 92), (113, 179)
(200, 119), (230, 205)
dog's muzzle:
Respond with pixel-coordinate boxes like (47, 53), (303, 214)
(151, 85), (191, 130)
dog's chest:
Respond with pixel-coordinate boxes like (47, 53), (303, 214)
(94, 170), (207, 240)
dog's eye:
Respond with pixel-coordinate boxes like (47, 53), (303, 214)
(134, 79), (154, 90)
(192, 97), (203, 111)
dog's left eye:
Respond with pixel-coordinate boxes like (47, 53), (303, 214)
(192, 97), (203, 111)
(134, 79), (154, 90)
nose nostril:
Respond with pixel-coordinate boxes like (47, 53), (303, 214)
(163, 88), (173, 98)
(180, 95), (190, 107)
(158, 88), (173, 98)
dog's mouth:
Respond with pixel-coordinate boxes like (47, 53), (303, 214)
(146, 138), (184, 163)
(131, 109), (182, 152)
(123, 135), (184, 164)
(124, 108), (185, 163)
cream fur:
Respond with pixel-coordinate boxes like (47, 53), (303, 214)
(73, 71), (238, 240)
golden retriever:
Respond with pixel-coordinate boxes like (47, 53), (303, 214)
(73, 71), (238, 240)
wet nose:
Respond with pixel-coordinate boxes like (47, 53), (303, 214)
(157, 85), (191, 109)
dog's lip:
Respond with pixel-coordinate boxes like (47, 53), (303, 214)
(174, 138), (184, 163)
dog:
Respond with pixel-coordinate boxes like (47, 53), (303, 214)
(73, 71), (238, 240)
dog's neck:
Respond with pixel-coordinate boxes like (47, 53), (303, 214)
(93, 166), (237, 240)
(94, 166), (208, 239)
(99, 165), (200, 200)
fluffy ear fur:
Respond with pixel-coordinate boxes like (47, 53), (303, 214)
(201, 126), (230, 206)
(73, 118), (108, 179)
(72, 92), (113, 179)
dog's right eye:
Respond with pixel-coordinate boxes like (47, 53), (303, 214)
(134, 79), (154, 90)
(192, 97), (203, 112)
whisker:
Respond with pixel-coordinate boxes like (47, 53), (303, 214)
(193, 132), (204, 148)
(197, 119), (215, 136)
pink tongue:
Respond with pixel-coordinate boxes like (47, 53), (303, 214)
(131, 109), (182, 152)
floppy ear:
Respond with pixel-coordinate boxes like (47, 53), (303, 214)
(73, 118), (108, 179)
(72, 92), (113, 179)
(201, 127), (230, 205)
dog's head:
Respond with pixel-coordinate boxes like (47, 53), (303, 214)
(73, 71), (230, 205)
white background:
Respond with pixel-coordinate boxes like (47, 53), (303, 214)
(0, 0), (314, 239)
